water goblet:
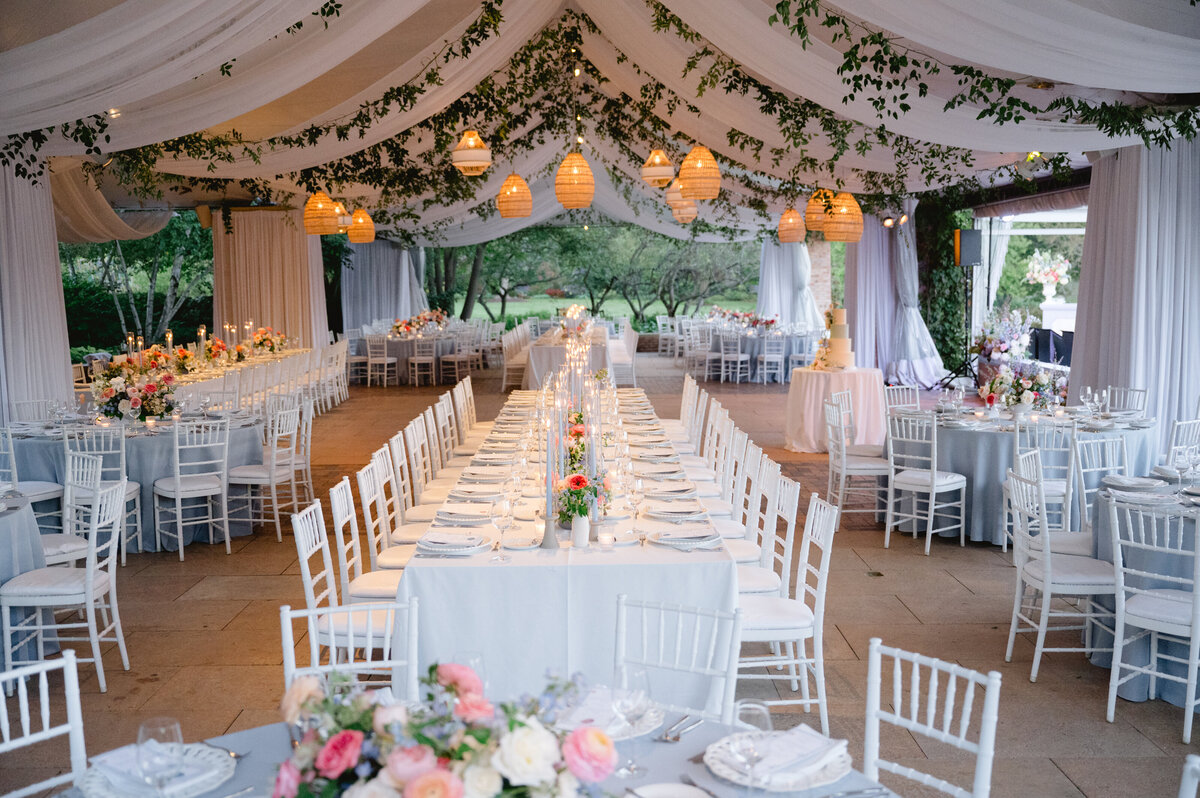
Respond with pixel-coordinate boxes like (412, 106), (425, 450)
(137, 717), (184, 797)
(489, 499), (513, 563)
(612, 668), (652, 777)
(730, 700), (774, 793)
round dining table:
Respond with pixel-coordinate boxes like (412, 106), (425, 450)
(785, 367), (887, 453)
(0, 498), (57, 663)
(708, 329), (816, 382)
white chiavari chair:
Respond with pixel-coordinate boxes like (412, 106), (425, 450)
(0, 650), (87, 796)
(0, 428), (65, 533)
(152, 418), (230, 559)
(885, 411), (966, 554)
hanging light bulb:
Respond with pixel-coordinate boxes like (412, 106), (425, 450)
(665, 178), (688, 210)
(677, 144), (721, 200)
(347, 209), (375, 243)
(451, 130), (492, 176)
(804, 188), (834, 232)
(641, 149), (674, 188)
(822, 192), (864, 242)
(882, 216), (896, 228)
(332, 201), (353, 234)
(303, 191), (339, 235)
(555, 152), (594, 209)
(496, 173), (533, 218)
(777, 208), (805, 242)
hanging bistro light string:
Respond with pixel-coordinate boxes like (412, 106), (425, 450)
(497, 172), (533, 218)
(822, 192), (864, 242)
(451, 130), (492, 176)
(641, 149), (674, 188)
(677, 144), (721, 200)
(777, 207), (805, 242)
(303, 191), (339, 235)
(556, 54), (595, 210)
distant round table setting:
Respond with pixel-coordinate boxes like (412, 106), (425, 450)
(0, 497), (56, 664)
(708, 329), (817, 383)
(785, 367), (886, 453)
(352, 335), (459, 384)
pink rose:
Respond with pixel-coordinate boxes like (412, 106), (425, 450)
(569, 423), (586, 438)
(436, 663), (483, 696)
(561, 726), (617, 783)
(144, 383), (158, 393)
(386, 744), (438, 785)
(314, 730), (364, 779)
(453, 693), (494, 723)
(373, 703), (409, 735)
(602, 476), (612, 492)
(403, 769), (463, 798)
(102, 387), (115, 399)
(272, 760), (303, 798)
(162, 372), (174, 384)
(129, 396), (142, 409)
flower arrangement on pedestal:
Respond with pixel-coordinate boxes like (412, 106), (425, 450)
(555, 473), (598, 526)
(971, 307), (1034, 364)
(252, 326), (284, 352)
(977, 363), (1068, 409)
(273, 665), (615, 798)
(91, 360), (176, 420)
(1024, 250), (1071, 301)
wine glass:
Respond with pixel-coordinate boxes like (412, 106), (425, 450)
(730, 700), (774, 793)
(612, 668), (652, 777)
(137, 717), (183, 796)
(1099, 388), (1110, 416)
(1080, 386), (1094, 417)
(629, 477), (645, 520)
(489, 499), (513, 563)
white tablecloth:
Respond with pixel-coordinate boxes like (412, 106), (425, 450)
(523, 329), (611, 389)
(785, 367), (886, 453)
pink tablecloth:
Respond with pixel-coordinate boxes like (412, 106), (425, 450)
(784, 367), (886, 453)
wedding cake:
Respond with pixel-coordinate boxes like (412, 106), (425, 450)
(825, 308), (855, 369)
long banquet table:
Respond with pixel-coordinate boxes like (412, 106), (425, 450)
(523, 327), (611, 389)
(396, 387), (738, 713)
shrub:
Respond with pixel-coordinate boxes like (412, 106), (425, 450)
(545, 288), (567, 298)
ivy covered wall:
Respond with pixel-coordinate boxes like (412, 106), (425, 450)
(916, 197), (973, 370)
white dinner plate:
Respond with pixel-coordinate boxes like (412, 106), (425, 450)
(624, 785), (707, 798)
(647, 530), (722, 550)
(1183, 485), (1200, 497)
(501, 536), (540, 550)
(80, 742), (236, 798)
(704, 730), (852, 793)
(416, 539), (492, 557)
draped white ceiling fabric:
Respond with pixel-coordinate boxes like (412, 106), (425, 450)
(211, 209), (328, 347)
(844, 214), (896, 372)
(754, 241), (822, 330)
(341, 241), (429, 333)
(50, 159), (172, 243)
(0, 161), (74, 422)
(887, 198), (947, 388)
(1071, 141), (1200, 449)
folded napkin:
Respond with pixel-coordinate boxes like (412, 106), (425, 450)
(434, 504), (491, 524)
(461, 467), (509, 482)
(633, 463), (684, 477)
(419, 530), (483, 547)
(1109, 489), (1177, 504)
(450, 485), (502, 495)
(646, 499), (705, 514)
(647, 483), (696, 497)
(657, 527), (716, 540)
(91, 742), (213, 797)
(556, 687), (619, 733)
(473, 453), (514, 463)
(711, 725), (850, 789)
(1104, 475), (1163, 489)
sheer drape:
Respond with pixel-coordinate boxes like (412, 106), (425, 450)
(50, 159), (171, 243)
(845, 214), (896, 370)
(212, 209), (329, 347)
(1072, 141), (1200, 449)
(341, 241), (429, 332)
(971, 217), (1013, 333)
(887, 198), (946, 387)
(755, 241), (822, 329)
(0, 161), (73, 422)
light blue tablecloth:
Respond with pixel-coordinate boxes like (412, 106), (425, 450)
(710, 332), (815, 382)
(12, 421), (263, 552)
(0, 499), (57, 666)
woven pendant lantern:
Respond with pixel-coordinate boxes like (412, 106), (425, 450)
(641, 149), (674, 188)
(347, 209), (375, 243)
(678, 144), (720, 200)
(672, 201), (698, 224)
(333, 201), (352, 234)
(303, 191), (339, 235)
(497, 173), (533, 218)
(664, 178), (687, 210)
(822, 192), (864, 242)
(804, 188), (834, 232)
(555, 152), (594, 209)
(451, 130), (492, 176)
(777, 208), (805, 243)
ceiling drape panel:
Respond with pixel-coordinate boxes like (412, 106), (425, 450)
(886, 198), (946, 387)
(50, 159), (172, 243)
(845, 214), (896, 371)
(211, 209), (328, 347)
(973, 187), (1090, 218)
(1072, 141), (1200, 449)
(0, 160), (74, 421)
(971, 217), (1013, 333)
(754, 241), (821, 329)
(341, 241), (429, 333)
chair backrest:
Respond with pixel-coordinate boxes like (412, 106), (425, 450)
(865, 638), (1003, 798)
(9, 400), (52, 422)
(1108, 500), (1200, 631)
(365, 335), (388, 360)
(432, 398), (458, 468)
(355, 459), (391, 571)
(82, 480), (126, 591)
(887, 411), (937, 475)
(1106, 385), (1148, 414)
(63, 426), (128, 484)
(1074, 432), (1129, 533)
(824, 400), (848, 470)
(749, 461), (785, 573)
(719, 333), (741, 357)
(407, 416), (437, 492)
(294, 397), (315, 465)
(462, 375), (480, 427)
(0, 427), (17, 486)
(290, 500), (339, 610)
(387, 431), (416, 514)
(1007, 460), (1059, 577)
(614, 594), (742, 724)
(0, 650), (87, 797)
(1167, 419), (1200, 461)
(171, 418), (230, 482)
(62, 452), (103, 537)
(762, 336), (785, 356)
(830, 389), (855, 437)
(731, 440), (763, 530)
(785, 490), (837, 621)
(1178, 754), (1200, 798)
(264, 405), (301, 470)
(885, 384), (921, 412)
(415, 338), (436, 358)
(328, 477), (365, 602)
(279, 599), (420, 703)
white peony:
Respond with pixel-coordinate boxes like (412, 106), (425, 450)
(462, 764), (503, 798)
(117, 399), (131, 414)
(343, 777), (400, 798)
(491, 717), (561, 787)
(555, 770), (580, 798)
(1021, 390), (1036, 406)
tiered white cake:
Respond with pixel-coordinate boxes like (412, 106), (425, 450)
(826, 308), (855, 369)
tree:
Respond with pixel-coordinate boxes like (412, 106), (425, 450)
(459, 243), (487, 320)
(476, 229), (557, 319)
(557, 227), (620, 316)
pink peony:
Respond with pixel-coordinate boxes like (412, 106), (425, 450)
(129, 396), (142, 409)
(566, 474), (589, 491)
(453, 693), (495, 723)
(561, 726), (618, 783)
(162, 373), (174, 384)
(102, 388), (115, 399)
(569, 423), (586, 438)
(314, 730), (364, 779)
(385, 744), (438, 785)
(403, 769), (463, 798)
(272, 760), (303, 798)
(436, 663), (483, 696)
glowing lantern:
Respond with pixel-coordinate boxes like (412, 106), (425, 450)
(641, 149), (674, 188)
(777, 208), (805, 242)
(497, 173), (533, 218)
(451, 130), (492, 176)
(303, 191), (339, 235)
(555, 152), (594, 209)
(678, 144), (720, 200)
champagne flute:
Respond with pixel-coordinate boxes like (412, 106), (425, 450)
(137, 717), (183, 797)
(612, 668), (652, 777)
(731, 700), (774, 793)
(489, 498), (513, 563)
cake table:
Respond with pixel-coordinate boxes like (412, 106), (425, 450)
(785, 367), (886, 453)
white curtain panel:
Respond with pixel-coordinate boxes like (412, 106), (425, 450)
(845, 214), (897, 370)
(212, 209), (329, 347)
(50, 159), (172, 243)
(971, 216), (1013, 333)
(754, 240), (822, 329)
(1072, 140), (1200, 448)
(887, 197), (947, 388)
(0, 161), (74, 422)
(342, 241), (429, 332)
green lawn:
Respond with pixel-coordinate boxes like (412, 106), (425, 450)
(451, 294), (759, 323)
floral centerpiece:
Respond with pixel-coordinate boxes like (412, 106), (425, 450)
(394, 309), (449, 336)
(173, 346), (197, 375)
(234, 343), (248, 362)
(91, 360), (176, 420)
(253, 326), (284, 352)
(273, 664), (616, 798)
(977, 363), (1068, 410)
(709, 305), (776, 328)
(1024, 250), (1071, 301)
(205, 337), (228, 362)
(971, 307), (1034, 365)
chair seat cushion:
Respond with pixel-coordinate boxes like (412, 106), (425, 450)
(1048, 530), (1094, 557)
(893, 469), (967, 491)
(389, 522), (430, 545)
(700, 496), (734, 517)
(404, 504), (438, 522)
(725, 538), (760, 564)
(693, 481), (721, 498)
(0, 566), (107, 598)
(840, 455), (891, 474)
(711, 517), (746, 539)
(153, 474), (222, 497)
(40, 533), (88, 559)
(737, 565), (782, 594)
(75, 480), (142, 502)
(313, 607), (396, 643)
(847, 443), (885, 458)
(1126, 589), (1194, 628)
(377, 544), (415, 570)
(347, 569), (404, 600)
(739, 594), (815, 634)
(679, 455), (709, 470)
(17, 481), (63, 501)
(1023, 554), (1116, 590)
(228, 463), (292, 484)
(683, 466), (717, 483)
